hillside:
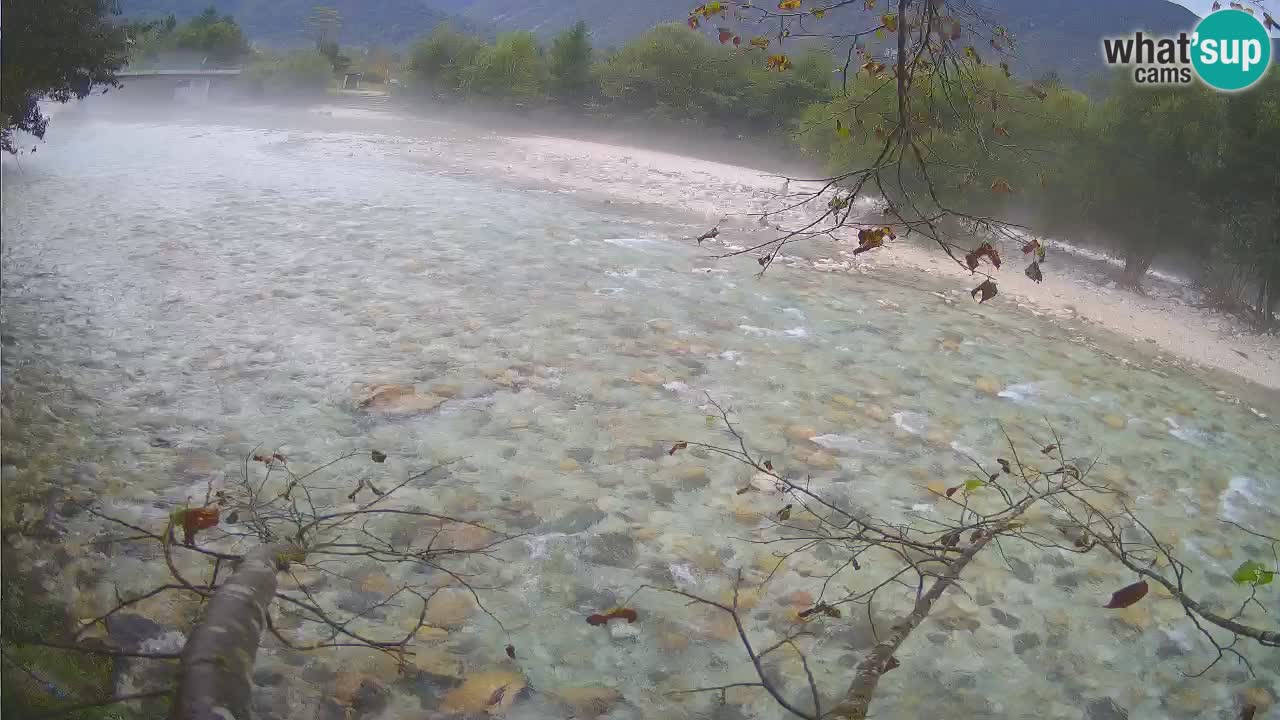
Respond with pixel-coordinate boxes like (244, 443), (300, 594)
(121, 0), (1203, 85)
(118, 0), (485, 47)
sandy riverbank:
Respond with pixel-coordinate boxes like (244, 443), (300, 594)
(492, 133), (1280, 391)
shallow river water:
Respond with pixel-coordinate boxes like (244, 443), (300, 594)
(2, 103), (1277, 720)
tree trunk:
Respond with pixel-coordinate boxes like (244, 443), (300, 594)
(170, 543), (302, 720)
(1119, 250), (1152, 291)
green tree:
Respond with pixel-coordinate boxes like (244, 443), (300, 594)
(246, 49), (333, 96)
(0, 0), (129, 154)
(172, 5), (249, 66)
(407, 23), (485, 95)
(549, 20), (594, 102)
(1206, 72), (1280, 325)
(460, 32), (547, 100)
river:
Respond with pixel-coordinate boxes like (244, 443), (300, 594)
(2, 100), (1277, 719)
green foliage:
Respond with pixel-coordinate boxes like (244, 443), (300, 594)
(1233, 560), (1276, 586)
(0, 0), (129, 153)
(460, 31), (548, 100)
(171, 5), (249, 65)
(549, 20), (594, 101)
(594, 23), (830, 131)
(246, 49), (333, 95)
(0, 570), (134, 719)
(408, 23), (486, 95)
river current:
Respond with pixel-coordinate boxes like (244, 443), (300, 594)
(2, 101), (1277, 719)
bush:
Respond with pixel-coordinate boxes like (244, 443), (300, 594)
(460, 31), (548, 100)
(408, 23), (484, 95)
(246, 50), (333, 96)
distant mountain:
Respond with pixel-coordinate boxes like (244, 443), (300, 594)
(118, 1), (485, 47)
(121, 0), (1205, 86)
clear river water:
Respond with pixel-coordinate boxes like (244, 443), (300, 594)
(1, 101), (1277, 719)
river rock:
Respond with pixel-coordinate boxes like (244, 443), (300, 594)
(784, 425), (817, 443)
(804, 451), (838, 470)
(628, 369), (666, 386)
(441, 671), (525, 714)
(673, 464), (709, 489)
(609, 619), (640, 641)
(551, 686), (623, 718)
(1101, 414), (1127, 429)
(589, 532), (638, 567)
(559, 458), (582, 472)
(1013, 632), (1041, 655)
(356, 384), (444, 416)
(1085, 697), (1129, 720)
(974, 377), (1001, 395)
(1240, 686), (1275, 712)
(829, 394), (857, 409)
(546, 507), (607, 534)
(424, 589), (475, 628)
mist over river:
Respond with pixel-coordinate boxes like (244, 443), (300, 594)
(2, 101), (1277, 719)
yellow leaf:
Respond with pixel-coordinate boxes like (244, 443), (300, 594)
(750, 35), (770, 49)
(766, 54), (793, 71)
(777, 0), (801, 9)
(836, 119), (851, 137)
(882, 13), (898, 32)
(863, 0), (876, 8)
(812, 7), (825, 18)
(965, 46), (982, 65)
(990, 178), (1013, 193)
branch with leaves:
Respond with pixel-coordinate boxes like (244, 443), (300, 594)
(2, 447), (520, 719)
(647, 396), (1276, 719)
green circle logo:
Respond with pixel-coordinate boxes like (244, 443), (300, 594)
(1192, 9), (1272, 91)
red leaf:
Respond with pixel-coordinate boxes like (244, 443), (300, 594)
(669, 441), (688, 455)
(1104, 580), (1149, 609)
(763, 460), (773, 471)
(505, 643), (516, 659)
(945, 486), (960, 498)
(587, 607), (639, 626)
(718, 28), (733, 44)
(177, 506), (220, 546)
(1021, 239), (1040, 255)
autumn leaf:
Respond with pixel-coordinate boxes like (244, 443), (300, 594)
(733, 35), (741, 46)
(668, 441), (689, 455)
(836, 118), (851, 138)
(854, 227), (889, 254)
(174, 506), (220, 546)
(777, 504), (793, 521)
(970, 279), (998, 303)
(991, 178), (1013, 193)
(750, 35), (770, 49)
(586, 606), (640, 626)
(1264, 13), (1275, 30)
(225, 510), (240, 524)
(964, 241), (1001, 270)
(1040, 444), (1058, 455)
(777, 0), (802, 9)
(964, 46), (982, 65)
(766, 54), (793, 71)
(863, 0), (876, 9)
(718, 27), (734, 44)
(688, 15), (700, 29)
(882, 13), (898, 32)
(861, 59), (886, 76)
(997, 458), (1011, 473)
(758, 255), (770, 266)
(812, 7), (825, 18)
(505, 644), (516, 659)
(1021, 239), (1040, 255)
(993, 124), (1009, 138)
(371, 449), (387, 463)
(1232, 561), (1275, 586)
(1104, 580), (1149, 609)
(1025, 261), (1043, 283)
